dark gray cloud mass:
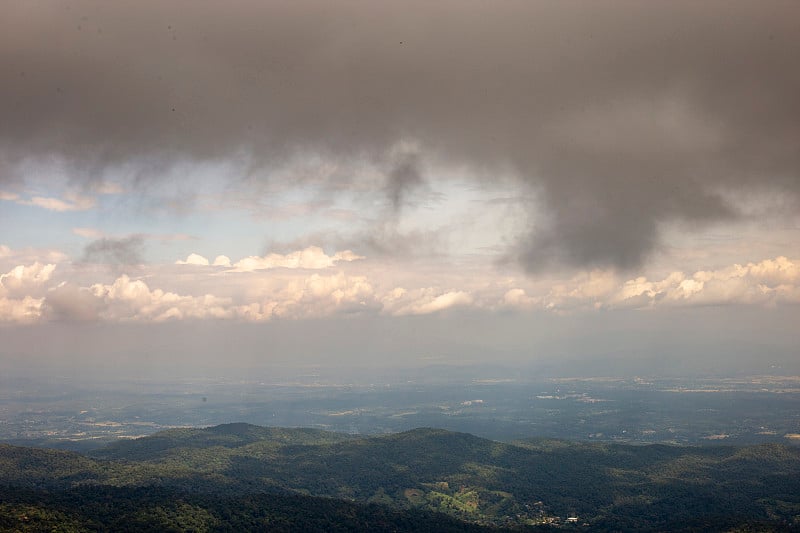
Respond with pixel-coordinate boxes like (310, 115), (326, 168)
(82, 236), (144, 267)
(386, 151), (424, 215)
(1, 1), (799, 270)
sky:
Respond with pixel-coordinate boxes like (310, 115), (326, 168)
(1, 1), (799, 378)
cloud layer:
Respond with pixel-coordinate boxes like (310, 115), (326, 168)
(1, 243), (798, 324)
(2, 2), (798, 270)
(506, 256), (800, 313)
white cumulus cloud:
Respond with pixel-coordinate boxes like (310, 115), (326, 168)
(534, 256), (800, 312)
(230, 246), (363, 272)
(86, 275), (236, 322)
(176, 253), (211, 266)
(0, 295), (45, 323)
(175, 247), (363, 271)
(385, 288), (473, 316)
(0, 262), (56, 298)
(0, 262), (55, 323)
(261, 272), (378, 319)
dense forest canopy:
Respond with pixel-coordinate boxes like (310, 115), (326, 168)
(2, 424), (799, 531)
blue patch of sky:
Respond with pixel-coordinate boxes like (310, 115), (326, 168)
(0, 200), (81, 253)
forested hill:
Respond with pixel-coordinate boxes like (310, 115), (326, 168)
(2, 424), (800, 531)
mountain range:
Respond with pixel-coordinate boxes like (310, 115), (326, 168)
(2, 423), (800, 531)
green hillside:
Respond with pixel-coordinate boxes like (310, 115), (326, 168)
(0, 485), (494, 533)
(2, 424), (800, 531)
(91, 423), (355, 461)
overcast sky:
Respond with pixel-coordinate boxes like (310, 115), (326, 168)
(1, 1), (798, 378)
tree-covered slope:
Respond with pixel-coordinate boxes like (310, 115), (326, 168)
(91, 423), (355, 461)
(2, 424), (800, 530)
(0, 485), (495, 533)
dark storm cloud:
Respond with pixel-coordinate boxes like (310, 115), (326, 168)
(2, 1), (799, 270)
(386, 151), (424, 214)
(82, 236), (144, 266)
